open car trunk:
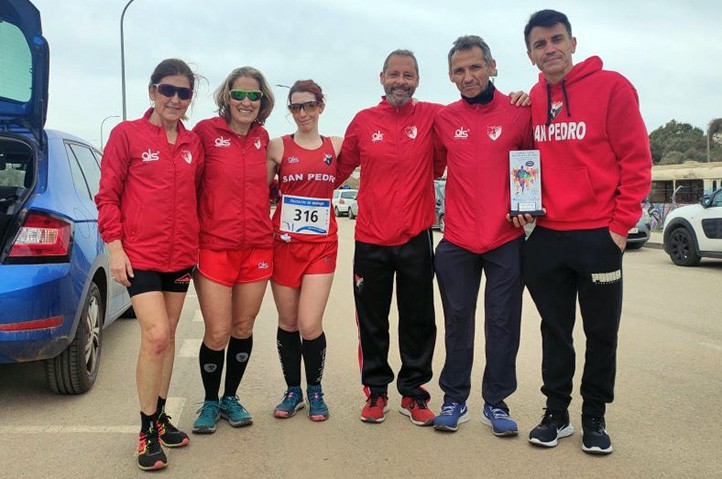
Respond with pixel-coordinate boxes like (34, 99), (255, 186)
(0, 136), (35, 248)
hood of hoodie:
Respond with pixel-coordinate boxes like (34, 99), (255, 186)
(540, 56), (603, 125)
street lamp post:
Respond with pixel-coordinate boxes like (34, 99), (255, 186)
(100, 115), (120, 150)
(120, 0), (137, 121)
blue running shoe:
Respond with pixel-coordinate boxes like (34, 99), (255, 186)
(274, 387), (305, 419)
(482, 403), (519, 436)
(220, 395), (253, 427)
(433, 402), (470, 432)
(306, 385), (329, 422)
(192, 400), (220, 434)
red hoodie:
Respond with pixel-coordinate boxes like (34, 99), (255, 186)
(435, 89), (533, 254)
(336, 98), (444, 246)
(96, 108), (204, 271)
(529, 56), (652, 236)
(193, 117), (272, 250)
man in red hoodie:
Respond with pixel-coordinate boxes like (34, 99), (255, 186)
(432, 35), (532, 435)
(521, 10), (652, 454)
(335, 50), (444, 426)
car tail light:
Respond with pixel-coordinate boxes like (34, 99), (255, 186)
(8, 212), (71, 258)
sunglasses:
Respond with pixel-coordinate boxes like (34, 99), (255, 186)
(153, 83), (193, 100)
(288, 101), (321, 114)
(230, 89), (264, 102)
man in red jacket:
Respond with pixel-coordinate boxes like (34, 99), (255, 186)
(432, 35), (533, 435)
(520, 9), (652, 454)
(336, 50), (444, 426)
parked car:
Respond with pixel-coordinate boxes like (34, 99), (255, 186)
(348, 198), (358, 219)
(0, 0), (132, 394)
(626, 209), (651, 249)
(332, 188), (357, 217)
(663, 188), (722, 266)
(433, 179), (446, 232)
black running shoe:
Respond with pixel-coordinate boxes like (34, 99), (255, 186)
(156, 412), (190, 448)
(528, 409), (574, 447)
(581, 416), (613, 455)
(136, 427), (167, 471)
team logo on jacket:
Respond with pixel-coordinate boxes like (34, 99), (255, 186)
(371, 131), (384, 143)
(487, 125), (502, 141)
(182, 149), (193, 164)
(454, 127), (469, 139)
(550, 101), (564, 121)
(323, 154), (333, 166)
(254, 138), (262, 150)
(287, 156), (299, 164)
(141, 149), (160, 162)
(405, 126), (418, 139)
(214, 137), (231, 147)
(258, 262), (269, 269)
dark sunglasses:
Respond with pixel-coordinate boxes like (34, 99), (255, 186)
(153, 83), (193, 100)
(230, 89), (264, 102)
(288, 101), (321, 114)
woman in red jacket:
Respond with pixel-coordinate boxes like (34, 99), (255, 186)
(267, 80), (342, 421)
(96, 58), (204, 471)
(191, 67), (275, 433)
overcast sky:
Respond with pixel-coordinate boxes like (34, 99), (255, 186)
(29, 0), (722, 148)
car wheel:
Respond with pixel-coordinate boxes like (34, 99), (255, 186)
(439, 214), (445, 233)
(45, 282), (104, 394)
(349, 208), (356, 219)
(668, 227), (701, 266)
(334, 206), (341, 217)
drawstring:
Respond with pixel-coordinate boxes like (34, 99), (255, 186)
(545, 79), (572, 126)
(561, 79), (571, 118)
(545, 83), (553, 126)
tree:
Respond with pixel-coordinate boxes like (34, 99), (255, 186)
(648, 120), (713, 165)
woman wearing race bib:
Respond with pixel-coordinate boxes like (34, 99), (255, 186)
(267, 80), (343, 421)
(191, 67), (275, 433)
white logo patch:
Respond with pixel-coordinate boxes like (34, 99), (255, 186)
(287, 156), (300, 164)
(454, 127), (469, 139)
(591, 270), (622, 284)
(214, 137), (231, 147)
(258, 262), (269, 269)
(182, 149), (193, 164)
(235, 352), (249, 363)
(405, 126), (417, 139)
(203, 364), (217, 373)
(254, 138), (262, 150)
(371, 131), (384, 143)
(141, 149), (159, 162)
(487, 125), (502, 141)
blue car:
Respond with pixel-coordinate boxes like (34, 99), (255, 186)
(0, 0), (132, 394)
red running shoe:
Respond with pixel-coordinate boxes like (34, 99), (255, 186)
(399, 396), (435, 426)
(360, 393), (389, 423)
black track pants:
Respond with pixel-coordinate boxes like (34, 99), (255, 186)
(353, 230), (436, 399)
(523, 226), (623, 417)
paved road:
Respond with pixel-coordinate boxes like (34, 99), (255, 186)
(1, 219), (720, 478)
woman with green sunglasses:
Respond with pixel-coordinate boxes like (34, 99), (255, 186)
(191, 67), (275, 434)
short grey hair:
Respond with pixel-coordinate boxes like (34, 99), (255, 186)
(382, 49), (419, 75)
(447, 35), (493, 72)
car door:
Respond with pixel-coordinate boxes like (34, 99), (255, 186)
(696, 189), (722, 253)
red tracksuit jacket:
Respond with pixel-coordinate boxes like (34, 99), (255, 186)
(193, 117), (272, 250)
(96, 108), (204, 271)
(435, 90), (533, 254)
(529, 56), (652, 236)
(336, 98), (444, 246)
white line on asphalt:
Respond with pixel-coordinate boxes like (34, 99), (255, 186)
(0, 397), (186, 435)
(192, 310), (203, 322)
(179, 338), (202, 357)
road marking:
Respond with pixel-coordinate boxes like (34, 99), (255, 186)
(192, 310), (204, 322)
(179, 338), (202, 357)
(0, 397), (186, 434)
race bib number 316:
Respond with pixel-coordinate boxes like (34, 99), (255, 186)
(279, 195), (331, 235)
